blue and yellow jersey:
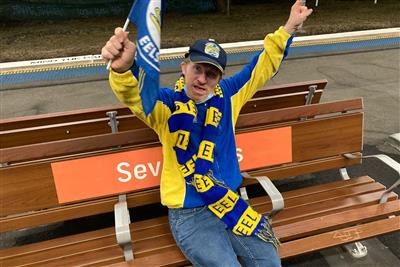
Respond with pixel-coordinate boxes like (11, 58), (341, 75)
(109, 27), (292, 208)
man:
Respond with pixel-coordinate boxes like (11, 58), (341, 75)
(102, 1), (312, 266)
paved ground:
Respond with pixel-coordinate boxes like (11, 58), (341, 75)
(1, 47), (399, 266)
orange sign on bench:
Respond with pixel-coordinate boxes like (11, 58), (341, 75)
(52, 127), (292, 203)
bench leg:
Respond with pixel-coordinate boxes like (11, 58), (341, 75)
(108, 111), (133, 260)
(339, 168), (351, 180)
(239, 187), (249, 200)
(241, 172), (284, 217)
(343, 242), (368, 258)
(304, 85), (317, 105)
(300, 85), (317, 120)
(114, 194), (134, 261)
(339, 153), (400, 259)
(343, 153), (400, 203)
(339, 167), (368, 258)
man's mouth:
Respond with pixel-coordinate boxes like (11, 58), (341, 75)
(194, 85), (206, 92)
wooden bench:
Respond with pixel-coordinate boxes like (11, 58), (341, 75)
(1, 97), (399, 266)
(0, 79), (328, 231)
(1, 79), (327, 149)
(0, 79), (328, 264)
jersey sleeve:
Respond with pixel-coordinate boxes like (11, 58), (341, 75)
(109, 65), (172, 135)
(220, 26), (293, 124)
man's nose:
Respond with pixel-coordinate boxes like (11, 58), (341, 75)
(197, 72), (207, 84)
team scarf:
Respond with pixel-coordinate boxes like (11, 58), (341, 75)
(168, 76), (279, 248)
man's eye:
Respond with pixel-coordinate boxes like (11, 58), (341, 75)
(207, 72), (217, 79)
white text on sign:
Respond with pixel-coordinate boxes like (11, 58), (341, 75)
(117, 161), (161, 182)
(116, 149), (244, 183)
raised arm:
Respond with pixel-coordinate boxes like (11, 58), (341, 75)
(222, 0), (313, 123)
(284, 0), (313, 34)
(101, 28), (170, 134)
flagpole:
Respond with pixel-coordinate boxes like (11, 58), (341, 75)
(297, 0), (306, 32)
(106, 17), (131, 70)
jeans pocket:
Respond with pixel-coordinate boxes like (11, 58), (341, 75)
(170, 206), (207, 229)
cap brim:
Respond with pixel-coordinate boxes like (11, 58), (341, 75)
(188, 53), (224, 74)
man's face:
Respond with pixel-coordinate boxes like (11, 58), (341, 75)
(180, 61), (222, 102)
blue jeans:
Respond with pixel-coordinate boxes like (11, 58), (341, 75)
(168, 206), (281, 267)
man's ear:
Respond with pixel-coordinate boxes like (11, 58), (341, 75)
(180, 62), (187, 76)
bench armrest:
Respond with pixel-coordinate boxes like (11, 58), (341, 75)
(344, 153), (400, 203)
(114, 194), (134, 261)
(241, 172), (284, 217)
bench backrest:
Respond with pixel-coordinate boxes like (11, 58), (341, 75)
(0, 98), (363, 233)
(1, 80), (327, 148)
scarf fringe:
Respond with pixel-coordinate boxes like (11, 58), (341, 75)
(256, 220), (281, 249)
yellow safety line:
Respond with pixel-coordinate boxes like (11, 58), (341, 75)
(291, 33), (399, 47)
(161, 33), (399, 59)
(1, 62), (105, 75)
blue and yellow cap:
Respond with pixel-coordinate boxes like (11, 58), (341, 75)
(185, 39), (227, 74)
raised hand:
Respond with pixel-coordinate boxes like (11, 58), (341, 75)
(101, 27), (136, 73)
(284, 0), (313, 34)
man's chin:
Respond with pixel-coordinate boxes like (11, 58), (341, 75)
(187, 89), (207, 102)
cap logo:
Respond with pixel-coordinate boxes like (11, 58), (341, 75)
(204, 42), (220, 58)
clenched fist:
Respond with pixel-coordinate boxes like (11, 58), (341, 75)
(284, 0), (313, 34)
(101, 27), (136, 73)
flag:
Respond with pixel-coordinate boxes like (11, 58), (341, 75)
(129, 0), (164, 115)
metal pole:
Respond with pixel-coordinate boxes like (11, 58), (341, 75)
(298, 1), (306, 32)
(106, 111), (119, 133)
(106, 18), (130, 70)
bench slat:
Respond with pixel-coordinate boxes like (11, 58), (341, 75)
(0, 186), (161, 231)
(251, 182), (385, 209)
(236, 98), (362, 129)
(276, 201), (400, 242)
(255, 80), (327, 97)
(0, 128), (158, 163)
(279, 216), (400, 259)
(249, 175), (375, 199)
(257, 191), (398, 226)
(244, 155), (361, 183)
(0, 80), (327, 131)
(109, 247), (186, 267)
(0, 216), (170, 259)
